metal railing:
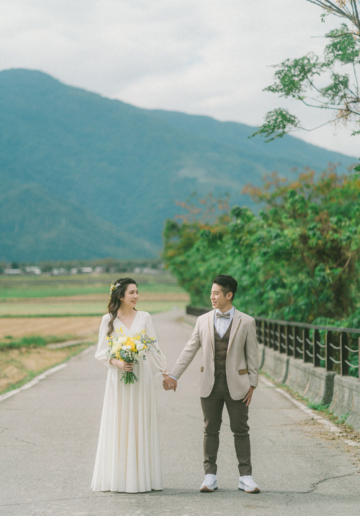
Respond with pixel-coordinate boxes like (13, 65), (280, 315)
(186, 306), (360, 379)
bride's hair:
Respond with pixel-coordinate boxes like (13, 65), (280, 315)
(107, 277), (138, 336)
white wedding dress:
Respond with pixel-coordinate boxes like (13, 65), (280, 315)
(91, 311), (167, 493)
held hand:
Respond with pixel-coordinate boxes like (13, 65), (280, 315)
(163, 376), (177, 392)
(110, 359), (133, 372)
(243, 386), (254, 407)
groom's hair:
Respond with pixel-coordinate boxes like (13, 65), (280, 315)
(213, 275), (238, 301)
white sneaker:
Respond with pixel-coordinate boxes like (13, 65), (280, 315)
(238, 475), (260, 493)
(200, 474), (218, 492)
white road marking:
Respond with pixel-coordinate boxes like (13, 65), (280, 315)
(0, 344), (95, 403)
(0, 363), (68, 403)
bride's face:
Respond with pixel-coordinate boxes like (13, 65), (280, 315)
(121, 283), (139, 309)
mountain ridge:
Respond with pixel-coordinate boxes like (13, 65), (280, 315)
(0, 68), (357, 262)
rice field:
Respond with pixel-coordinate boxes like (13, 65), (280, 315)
(0, 292), (188, 318)
(0, 272), (183, 299)
(0, 271), (189, 394)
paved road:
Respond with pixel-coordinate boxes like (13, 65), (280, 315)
(1, 310), (359, 516)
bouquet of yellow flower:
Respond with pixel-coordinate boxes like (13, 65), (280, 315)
(106, 328), (156, 384)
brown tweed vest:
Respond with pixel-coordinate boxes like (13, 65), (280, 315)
(214, 321), (233, 378)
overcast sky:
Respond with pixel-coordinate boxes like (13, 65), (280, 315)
(1, 0), (359, 158)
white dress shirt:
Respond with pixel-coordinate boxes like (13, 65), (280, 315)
(214, 306), (235, 338)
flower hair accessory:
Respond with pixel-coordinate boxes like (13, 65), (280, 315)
(109, 281), (122, 295)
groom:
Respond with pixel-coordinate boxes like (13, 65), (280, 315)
(163, 275), (260, 493)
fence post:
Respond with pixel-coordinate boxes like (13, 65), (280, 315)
(279, 323), (284, 354)
(264, 321), (269, 347)
(288, 325), (294, 357)
(285, 325), (290, 356)
(340, 332), (348, 376)
(303, 328), (310, 363)
(313, 329), (321, 367)
(271, 322), (275, 350)
(294, 326), (301, 359)
(262, 321), (265, 346)
(326, 331), (333, 371)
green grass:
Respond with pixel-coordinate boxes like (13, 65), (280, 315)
(0, 272), (184, 300)
(260, 370), (356, 431)
(0, 300), (187, 318)
(0, 334), (74, 350)
(0, 342), (92, 396)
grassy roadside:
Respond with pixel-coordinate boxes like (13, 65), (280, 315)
(0, 338), (95, 395)
(0, 334), (74, 350)
(260, 371), (360, 443)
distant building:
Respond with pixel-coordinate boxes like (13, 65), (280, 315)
(133, 267), (160, 275)
(51, 268), (67, 275)
(93, 266), (105, 273)
(3, 268), (22, 275)
(80, 267), (93, 274)
(25, 266), (42, 275)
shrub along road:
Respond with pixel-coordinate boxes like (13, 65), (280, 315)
(0, 310), (359, 516)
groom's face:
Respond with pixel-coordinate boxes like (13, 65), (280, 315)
(210, 283), (233, 311)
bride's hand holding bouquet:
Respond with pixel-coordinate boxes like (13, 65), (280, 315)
(106, 329), (156, 385)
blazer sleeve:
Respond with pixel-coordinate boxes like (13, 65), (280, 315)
(170, 318), (201, 380)
(246, 319), (259, 387)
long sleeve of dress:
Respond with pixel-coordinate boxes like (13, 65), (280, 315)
(94, 315), (118, 370)
(145, 312), (168, 375)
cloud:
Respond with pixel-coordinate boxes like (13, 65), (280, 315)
(0, 0), (359, 157)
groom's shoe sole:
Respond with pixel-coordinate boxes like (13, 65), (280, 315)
(238, 487), (260, 494)
(200, 486), (218, 493)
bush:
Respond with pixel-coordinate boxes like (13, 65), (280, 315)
(163, 166), (360, 326)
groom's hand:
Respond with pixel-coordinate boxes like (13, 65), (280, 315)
(163, 376), (177, 392)
(243, 386), (254, 407)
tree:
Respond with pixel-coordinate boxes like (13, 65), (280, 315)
(251, 0), (360, 145)
(163, 167), (360, 325)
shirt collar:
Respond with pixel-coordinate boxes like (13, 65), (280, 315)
(215, 306), (235, 316)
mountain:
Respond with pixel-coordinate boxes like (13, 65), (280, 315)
(0, 68), (357, 262)
(0, 183), (157, 262)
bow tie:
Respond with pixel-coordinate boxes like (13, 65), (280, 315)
(216, 312), (230, 319)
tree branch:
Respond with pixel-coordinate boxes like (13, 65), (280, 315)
(306, 0), (360, 35)
(354, 63), (360, 96)
(306, 0), (350, 18)
(290, 112), (350, 132)
(300, 98), (349, 110)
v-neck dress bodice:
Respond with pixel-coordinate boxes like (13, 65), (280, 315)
(115, 311), (139, 333)
(91, 311), (167, 493)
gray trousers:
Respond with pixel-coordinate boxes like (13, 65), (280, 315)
(200, 375), (252, 476)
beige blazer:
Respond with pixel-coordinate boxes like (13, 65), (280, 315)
(170, 309), (259, 400)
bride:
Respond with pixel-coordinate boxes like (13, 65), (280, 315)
(91, 277), (169, 493)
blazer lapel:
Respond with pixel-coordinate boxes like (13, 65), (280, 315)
(207, 310), (215, 358)
(227, 310), (242, 355)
